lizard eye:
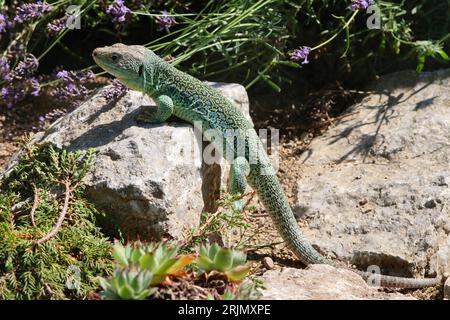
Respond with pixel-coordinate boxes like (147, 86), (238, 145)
(111, 54), (118, 61)
(138, 64), (144, 77)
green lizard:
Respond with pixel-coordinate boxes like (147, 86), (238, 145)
(93, 43), (441, 289)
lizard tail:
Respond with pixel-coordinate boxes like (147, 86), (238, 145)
(248, 169), (442, 289)
(355, 271), (442, 288)
(247, 169), (329, 265)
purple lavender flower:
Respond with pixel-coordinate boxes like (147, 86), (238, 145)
(56, 69), (94, 83)
(0, 54), (38, 107)
(106, 0), (131, 23)
(156, 11), (176, 32)
(0, 87), (10, 106)
(289, 46), (311, 64)
(102, 79), (128, 101)
(47, 17), (67, 35)
(56, 69), (71, 81)
(0, 87), (8, 99)
(51, 69), (94, 105)
(38, 108), (66, 126)
(74, 70), (95, 82)
(70, 82), (86, 96)
(350, 0), (374, 11)
(0, 77), (41, 107)
(0, 85), (26, 108)
(29, 78), (40, 96)
(14, 1), (52, 23)
(0, 57), (11, 81)
(0, 54), (43, 107)
(52, 84), (87, 102)
(0, 13), (7, 33)
(11, 54), (39, 79)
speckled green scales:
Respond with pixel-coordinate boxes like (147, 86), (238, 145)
(147, 62), (328, 266)
(93, 44), (442, 289)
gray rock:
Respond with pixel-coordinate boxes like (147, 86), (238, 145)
(295, 69), (450, 278)
(444, 277), (450, 300)
(6, 82), (251, 240)
(261, 265), (415, 300)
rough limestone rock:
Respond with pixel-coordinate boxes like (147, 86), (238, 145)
(294, 69), (450, 279)
(19, 82), (251, 240)
(261, 265), (415, 300)
(444, 277), (450, 300)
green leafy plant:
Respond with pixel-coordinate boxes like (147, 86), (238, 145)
(138, 243), (197, 285)
(207, 278), (264, 300)
(99, 269), (156, 300)
(182, 193), (253, 253)
(110, 242), (147, 268)
(99, 241), (259, 300)
(0, 143), (113, 300)
(196, 243), (250, 282)
(1, 0), (448, 111)
(98, 242), (196, 300)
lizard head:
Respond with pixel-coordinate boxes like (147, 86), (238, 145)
(93, 43), (159, 91)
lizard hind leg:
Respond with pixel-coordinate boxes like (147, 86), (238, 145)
(229, 156), (250, 211)
(136, 94), (174, 124)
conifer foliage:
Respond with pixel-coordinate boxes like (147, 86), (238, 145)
(0, 143), (113, 299)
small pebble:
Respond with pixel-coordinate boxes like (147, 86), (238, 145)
(424, 199), (437, 209)
(262, 256), (275, 270)
(359, 199), (368, 206)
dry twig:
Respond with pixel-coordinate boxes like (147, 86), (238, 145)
(29, 185), (40, 227)
(33, 180), (72, 245)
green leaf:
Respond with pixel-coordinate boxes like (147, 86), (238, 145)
(112, 271), (125, 289)
(208, 243), (220, 260)
(150, 274), (166, 285)
(139, 253), (156, 271)
(437, 49), (449, 61)
(230, 251), (247, 268)
(416, 55), (426, 73)
(98, 277), (111, 291)
(155, 257), (178, 275)
(196, 255), (215, 271)
(134, 288), (155, 300)
(214, 248), (233, 272)
(130, 247), (144, 266)
(136, 271), (153, 291)
(118, 284), (133, 300)
(164, 254), (196, 274)
(199, 245), (208, 257)
(221, 290), (236, 300)
(261, 74), (281, 93)
(273, 60), (301, 68)
(226, 265), (250, 282)
(112, 244), (130, 267)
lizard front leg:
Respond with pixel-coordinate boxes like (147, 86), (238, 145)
(137, 94), (174, 124)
